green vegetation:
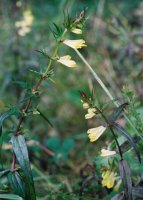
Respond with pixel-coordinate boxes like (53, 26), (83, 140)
(0, 1), (143, 199)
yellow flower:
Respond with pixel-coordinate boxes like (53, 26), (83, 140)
(88, 108), (97, 113)
(15, 9), (34, 37)
(16, 1), (22, 7)
(102, 170), (117, 189)
(63, 39), (86, 49)
(71, 28), (82, 34)
(23, 10), (34, 26)
(85, 112), (95, 119)
(85, 108), (97, 119)
(18, 27), (31, 36)
(87, 126), (106, 142)
(83, 102), (89, 109)
(100, 149), (116, 157)
(57, 55), (76, 68)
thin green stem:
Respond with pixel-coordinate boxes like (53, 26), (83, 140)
(44, 29), (67, 76)
(75, 49), (143, 140)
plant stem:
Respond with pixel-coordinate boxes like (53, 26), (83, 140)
(14, 29), (67, 136)
(12, 29), (67, 169)
(110, 127), (123, 159)
(75, 49), (143, 140)
(44, 29), (67, 76)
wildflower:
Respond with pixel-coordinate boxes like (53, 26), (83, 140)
(85, 112), (95, 119)
(15, 9), (34, 37)
(87, 126), (106, 142)
(63, 39), (86, 49)
(85, 108), (97, 119)
(100, 149), (116, 157)
(88, 108), (97, 113)
(83, 102), (89, 109)
(16, 1), (22, 7)
(102, 170), (117, 189)
(71, 28), (82, 34)
(57, 55), (76, 68)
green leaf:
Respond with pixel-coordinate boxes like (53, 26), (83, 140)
(29, 69), (42, 78)
(119, 159), (132, 200)
(0, 107), (21, 137)
(37, 109), (53, 127)
(11, 135), (36, 200)
(46, 137), (61, 152)
(12, 81), (32, 90)
(20, 93), (35, 103)
(0, 107), (22, 167)
(111, 193), (124, 200)
(35, 49), (50, 57)
(0, 169), (11, 178)
(61, 138), (75, 153)
(8, 171), (25, 199)
(51, 23), (63, 41)
(108, 103), (128, 124)
(0, 194), (23, 200)
(114, 123), (141, 163)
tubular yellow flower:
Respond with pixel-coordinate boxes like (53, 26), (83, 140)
(85, 108), (97, 119)
(57, 55), (77, 68)
(88, 108), (97, 113)
(63, 39), (87, 49)
(83, 102), (89, 109)
(85, 112), (95, 119)
(23, 10), (34, 26)
(100, 149), (116, 157)
(15, 9), (34, 37)
(87, 126), (106, 142)
(102, 170), (117, 189)
(71, 28), (82, 34)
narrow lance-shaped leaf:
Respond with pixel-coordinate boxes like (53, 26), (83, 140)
(8, 171), (25, 199)
(11, 135), (36, 200)
(108, 103), (128, 124)
(0, 169), (11, 178)
(0, 107), (21, 137)
(37, 109), (53, 127)
(0, 194), (23, 200)
(114, 123), (141, 163)
(119, 159), (132, 200)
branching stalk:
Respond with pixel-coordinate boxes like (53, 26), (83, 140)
(75, 49), (143, 140)
(12, 29), (67, 169)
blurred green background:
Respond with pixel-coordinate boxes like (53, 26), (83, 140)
(0, 0), (143, 199)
